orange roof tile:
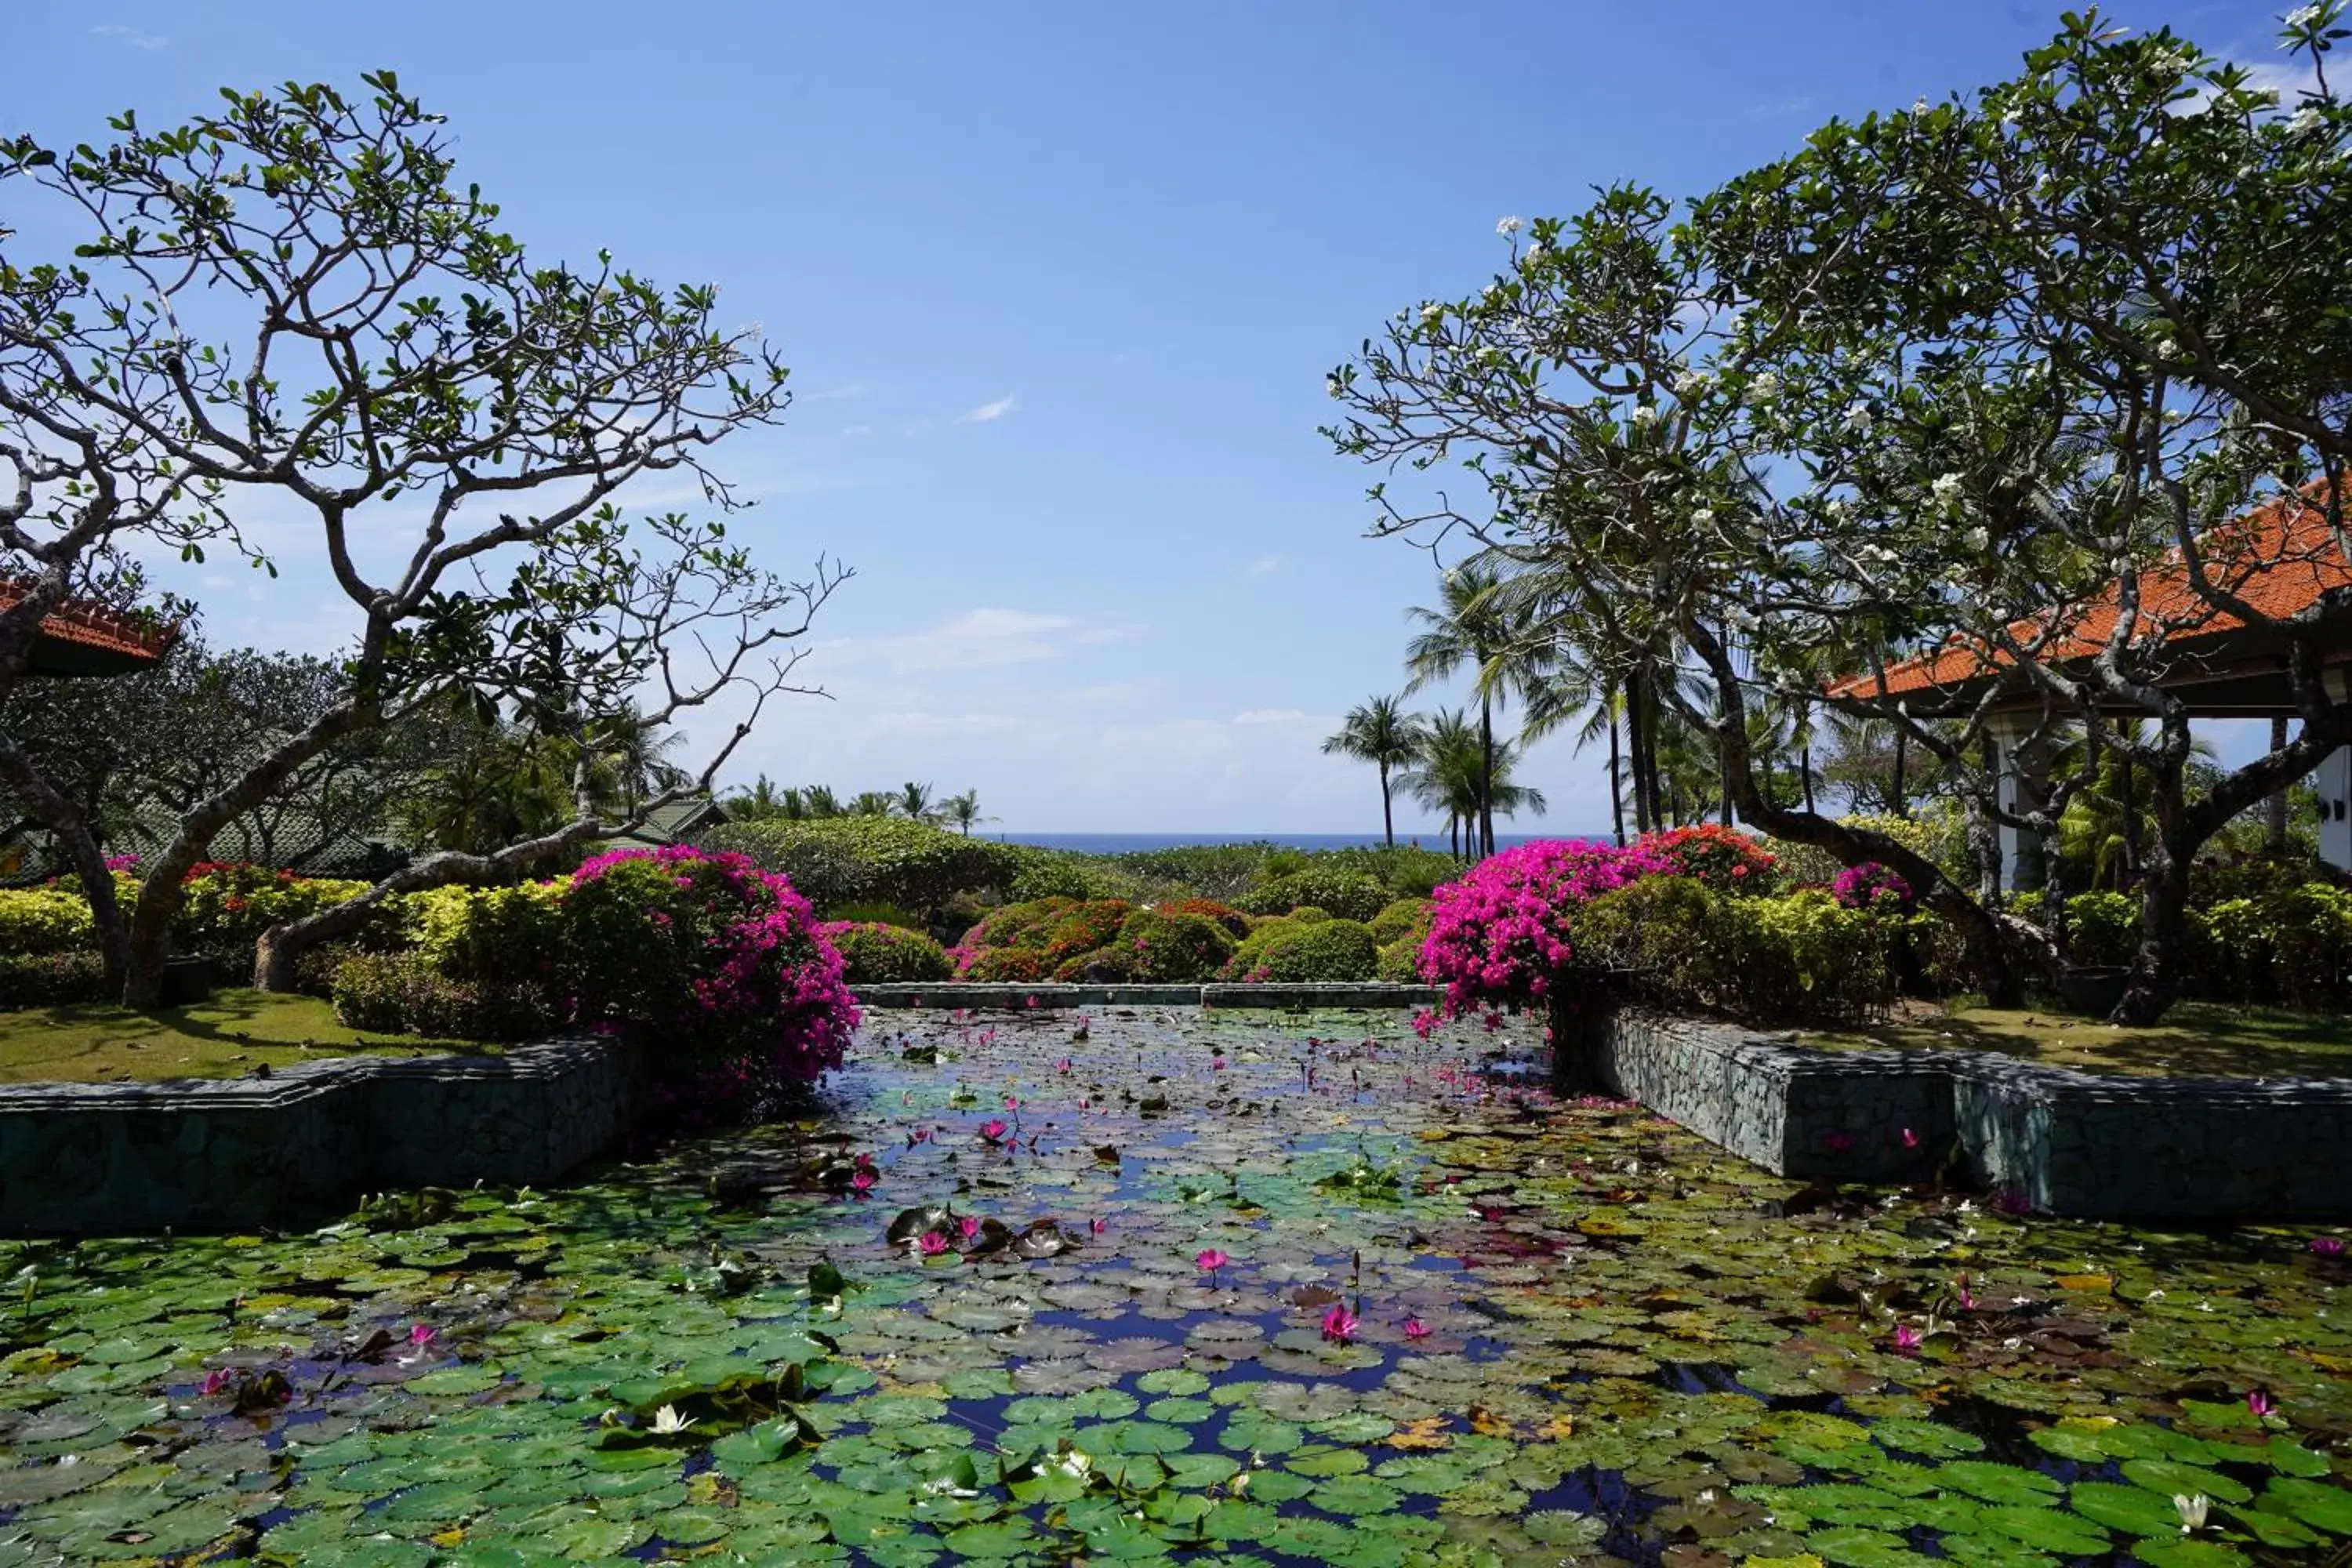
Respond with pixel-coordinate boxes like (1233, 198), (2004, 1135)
(1824, 485), (2352, 705)
(0, 580), (176, 667)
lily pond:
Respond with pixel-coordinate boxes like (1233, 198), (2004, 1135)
(2, 1007), (2349, 1568)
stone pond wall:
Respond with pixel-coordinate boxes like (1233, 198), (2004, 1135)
(0, 1037), (643, 1236)
(1588, 1006), (2352, 1220)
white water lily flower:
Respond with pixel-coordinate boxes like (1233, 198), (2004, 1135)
(1052, 1448), (1094, 1479)
(2174, 1493), (2209, 1533)
(1497, 215), (1525, 235)
(922, 1474), (981, 1498)
(650, 1403), (696, 1436)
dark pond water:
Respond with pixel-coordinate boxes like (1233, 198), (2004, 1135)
(0, 1006), (2346, 1566)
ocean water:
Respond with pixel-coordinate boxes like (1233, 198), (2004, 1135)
(989, 830), (1610, 855)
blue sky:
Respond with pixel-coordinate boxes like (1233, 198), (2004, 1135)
(8, 3), (2303, 833)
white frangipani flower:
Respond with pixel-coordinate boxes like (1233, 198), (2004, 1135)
(1963, 527), (1989, 551)
(1630, 403), (1660, 425)
(1692, 508), (1716, 527)
(1745, 370), (1781, 405)
(1523, 241), (1545, 263)
(1496, 215), (1524, 235)
(1421, 303), (1444, 324)
(2289, 105), (2326, 136)
(1932, 472), (1965, 506)
(1843, 401), (1874, 434)
(2156, 337), (2179, 358)
(2287, 5), (2325, 30)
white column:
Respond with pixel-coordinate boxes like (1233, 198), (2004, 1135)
(2318, 747), (2352, 873)
(1987, 712), (2048, 893)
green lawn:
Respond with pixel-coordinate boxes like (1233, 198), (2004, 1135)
(1805, 999), (2352, 1079)
(0, 988), (493, 1084)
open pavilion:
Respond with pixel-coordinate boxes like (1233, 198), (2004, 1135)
(1821, 488), (2352, 887)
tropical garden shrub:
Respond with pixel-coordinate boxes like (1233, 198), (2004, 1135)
(826, 902), (928, 932)
(1367, 897), (1432, 947)
(1238, 865), (1389, 922)
(705, 817), (1026, 917)
(1574, 879), (1903, 1025)
(1286, 906), (1334, 925)
(561, 846), (856, 1080)
(1221, 916), (1378, 982)
(1764, 808), (1971, 888)
(1005, 849), (1123, 903)
(1418, 838), (1673, 1022)
(403, 880), (568, 985)
(173, 863), (373, 968)
(1376, 937), (1425, 983)
(0, 951), (109, 1007)
(964, 946), (1054, 983)
(2057, 891), (2140, 969)
(1642, 823), (1779, 892)
(821, 920), (953, 985)
(332, 952), (559, 1041)
(1831, 862), (1915, 913)
(1105, 909), (1235, 982)
(0, 888), (96, 955)
(1158, 898), (1250, 937)
(2195, 883), (2352, 1011)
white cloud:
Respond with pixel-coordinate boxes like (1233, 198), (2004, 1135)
(958, 395), (1018, 424)
(90, 23), (167, 48)
(1232, 708), (1313, 726)
(869, 608), (1090, 673)
(1244, 556), (1281, 579)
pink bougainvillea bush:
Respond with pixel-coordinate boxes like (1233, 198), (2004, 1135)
(1416, 838), (1675, 1026)
(1832, 861), (1916, 912)
(565, 845), (858, 1087)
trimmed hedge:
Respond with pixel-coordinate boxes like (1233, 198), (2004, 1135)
(822, 920), (953, 985)
(331, 952), (557, 1041)
(0, 951), (109, 1008)
(704, 817), (1027, 916)
(1571, 878), (1901, 1025)
(1222, 917), (1378, 982)
(1367, 898), (1431, 947)
(1105, 909), (1236, 982)
(0, 888), (96, 956)
(1237, 865), (1389, 923)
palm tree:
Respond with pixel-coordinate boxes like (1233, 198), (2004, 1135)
(590, 703), (691, 813)
(939, 789), (991, 836)
(799, 783), (844, 819)
(1406, 562), (1545, 857)
(1401, 707), (1548, 858)
(894, 781), (939, 823)
(722, 774), (793, 822)
(1321, 695), (1428, 848)
(1519, 642), (1627, 847)
(847, 790), (896, 818)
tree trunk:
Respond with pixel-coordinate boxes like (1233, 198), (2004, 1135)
(1800, 741), (1815, 816)
(1378, 761), (1395, 849)
(1890, 728), (1908, 818)
(2267, 714), (2291, 853)
(1477, 700), (1496, 858)
(1607, 707), (1626, 848)
(1625, 675), (1650, 834)
(2112, 835), (2190, 1025)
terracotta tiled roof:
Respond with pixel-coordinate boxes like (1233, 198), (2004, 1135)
(1824, 485), (2352, 703)
(0, 580), (176, 666)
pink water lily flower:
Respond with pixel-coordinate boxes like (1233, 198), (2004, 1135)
(1403, 1317), (1432, 1341)
(1005, 1096), (1020, 1110)
(408, 1323), (436, 1348)
(980, 1120), (1008, 1142)
(1892, 1324), (1922, 1352)
(1321, 1305), (1359, 1343)
(198, 1369), (233, 1397)
(1901, 1127), (1921, 1149)
(851, 1170), (877, 1193)
(1211, 1056), (1227, 1072)
(1196, 1249), (1229, 1272)
(960, 1214), (982, 1241)
(1057, 1058), (1073, 1073)
(2249, 1390), (2276, 1417)
(919, 1231), (949, 1256)
(2313, 1236), (2345, 1257)
(1090, 1218), (1107, 1234)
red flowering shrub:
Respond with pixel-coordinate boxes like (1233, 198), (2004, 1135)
(1160, 898), (1251, 937)
(1642, 824), (1778, 891)
(565, 846), (857, 1084)
(963, 946), (1053, 982)
(1417, 839), (1675, 1025)
(173, 863), (373, 969)
(1036, 900), (1138, 965)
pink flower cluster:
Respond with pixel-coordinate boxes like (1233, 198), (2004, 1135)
(1417, 838), (1676, 1023)
(572, 845), (858, 1083)
(1833, 861), (1915, 912)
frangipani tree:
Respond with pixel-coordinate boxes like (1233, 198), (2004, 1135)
(0, 75), (844, 1004)
(1330, 9), (2352, 1019)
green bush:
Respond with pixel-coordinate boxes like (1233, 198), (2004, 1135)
(704, 817), (1028, 916)
(1316, 844), (1461, 899)
(1376, 937), (1425, 984)
(1222, 917), (1378, 982)
(173, 865), (374, 968)
(1106, 909), (1235, 982)
(2199, 882), (2352, 1009)
(1005, 848), (1125, 902)
(331, 952), (557, 1040)
(826, 902), (927, 931)
(2058, 891), (2139, 968)
(1287, 906), (1333, 925)
(0, 951), (108, 1008)
(1573, 878), (1899, 1025)
(404, 880), (568, 985)
(1238, 865), (1389, 923)
(822, 920), (952, 985)
(0, 888), (96, 955)
(1367, 898), (1432, 947)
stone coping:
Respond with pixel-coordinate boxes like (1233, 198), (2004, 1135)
(853, 982), (1438, 1009)
(1586, 1006), (2352, 1219)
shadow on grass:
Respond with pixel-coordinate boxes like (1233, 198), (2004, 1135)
(1808, 1000), (2352, 1080)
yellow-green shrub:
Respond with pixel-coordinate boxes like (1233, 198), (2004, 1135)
(0, 888), (96, 955)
